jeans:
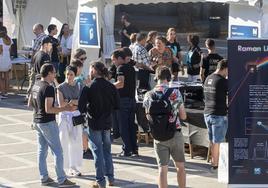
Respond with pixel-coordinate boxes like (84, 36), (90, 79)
(27, 67), (36, 95)
(51, 62), (59, 73)
(35, 121), (66, 184)
(112, 110), (120, 140)
(204, 114), (228, 143)
(88, 127), (114, 187)
(119, 98), (138, 154)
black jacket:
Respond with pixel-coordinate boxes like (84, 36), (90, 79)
(78, 78), (120, 130)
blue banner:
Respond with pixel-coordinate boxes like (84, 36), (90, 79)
(231, 25), (258, 38)
(79, 12), (99, 47)
(229, 40), (268, 184)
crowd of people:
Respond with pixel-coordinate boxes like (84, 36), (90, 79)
(0, 13), (228, 188)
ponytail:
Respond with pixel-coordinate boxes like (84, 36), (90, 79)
(91, 61), (109, 78)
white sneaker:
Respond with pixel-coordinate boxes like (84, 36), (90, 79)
(0, 95), (7, 99)
(69, 167), (82, 176)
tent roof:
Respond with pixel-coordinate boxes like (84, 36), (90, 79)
(109, 0), (260, 6)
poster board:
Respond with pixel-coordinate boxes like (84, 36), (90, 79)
(79, 8), (100, 48)
(228, 39), (268, 187)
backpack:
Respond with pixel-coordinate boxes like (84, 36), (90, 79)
(147, 88), (177, 141)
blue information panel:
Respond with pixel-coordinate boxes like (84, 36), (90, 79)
(228, 40), (268, 184)
(231, 25), (259, 38)
(79, 12), (99, 47)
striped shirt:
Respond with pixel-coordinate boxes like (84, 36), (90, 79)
(132, 43), (150, 66)
(32, 33), (47, 52)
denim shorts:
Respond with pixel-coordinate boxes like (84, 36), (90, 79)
(204, 114), (228, 143)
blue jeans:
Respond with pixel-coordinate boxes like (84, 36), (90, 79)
(35, 121), (66, 184)
(51, 62), (59, 73)
(112, 110), (120, 140)
(204, 114), (228, 143)
(88, 127), (114, 187)
(119, 98), (138, 154)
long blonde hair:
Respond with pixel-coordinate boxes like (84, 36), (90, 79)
(146, 31), (158, 43)
(166, 28), (176, 42)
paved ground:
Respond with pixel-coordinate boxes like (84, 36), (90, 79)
(0, 93), (227, 188)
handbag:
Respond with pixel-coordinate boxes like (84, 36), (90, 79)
(72, 114), (86, 126)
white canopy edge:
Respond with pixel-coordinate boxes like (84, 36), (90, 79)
(108, 0), (260, 6)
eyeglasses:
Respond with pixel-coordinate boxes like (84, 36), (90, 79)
(79, 57), (87, 61)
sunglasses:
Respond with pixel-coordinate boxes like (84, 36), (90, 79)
(79, 57), (87, 61)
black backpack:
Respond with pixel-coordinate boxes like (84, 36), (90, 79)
(147, 88), (177, 141)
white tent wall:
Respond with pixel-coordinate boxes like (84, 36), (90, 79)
(3, 0), (78, 48)
(109, 0), (259, 5)
(72, 0), (106, 77)
(3, 0), (16, 38)
(261, 1), (268, 38)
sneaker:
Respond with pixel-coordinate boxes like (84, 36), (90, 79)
(132, 151), (139, 157)
(41, 177), (54, 186)
(108, 181), (114, 186)
(91, 181), (106, 188)
(0, 95), (7, 99)
(58, 179), (76, 187)
(116, 151), (131, 157)
(210, 166), (218, 173)
(69, 167), (82, 176)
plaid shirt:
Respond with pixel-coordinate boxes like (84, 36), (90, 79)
(32, 33), (47, 52)
(143, 83), (184, 129)
(132, 43), (151, 66)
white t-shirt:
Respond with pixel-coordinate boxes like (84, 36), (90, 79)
(0, 38), (12, 71)
(60, 35), (72, 56)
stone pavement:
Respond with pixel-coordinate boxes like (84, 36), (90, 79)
(0, 94), (227, 188)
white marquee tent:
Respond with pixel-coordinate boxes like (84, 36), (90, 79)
(3, 0), (264, 62)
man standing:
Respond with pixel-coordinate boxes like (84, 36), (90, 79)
(203, 59), (228, 171)
(32, 23), (47, 55)
(200, 39), (223, 83)
(143, 66), (187, 188)
(132, 33), (152, 90)
(27, 23), (47, 97)
(28, 63), (76, 187)
(120, 14), (139, 47)
(33, 37), (52, 75)
(78, 61), (120, 188)
(111, 49), (138, 157)
(47, 24), (60, 74)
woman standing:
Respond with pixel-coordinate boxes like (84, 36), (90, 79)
(186, 34), (202, 82)
(58, 23), (72, 83)
(57, 65), (83, 176)
(149, 36), (173, 70)
(0, 26), (12, 99)
(166, 28), (184, 74)
(145, 31), (157, 52)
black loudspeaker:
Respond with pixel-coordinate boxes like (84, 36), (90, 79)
(10, 38), (18, 58)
